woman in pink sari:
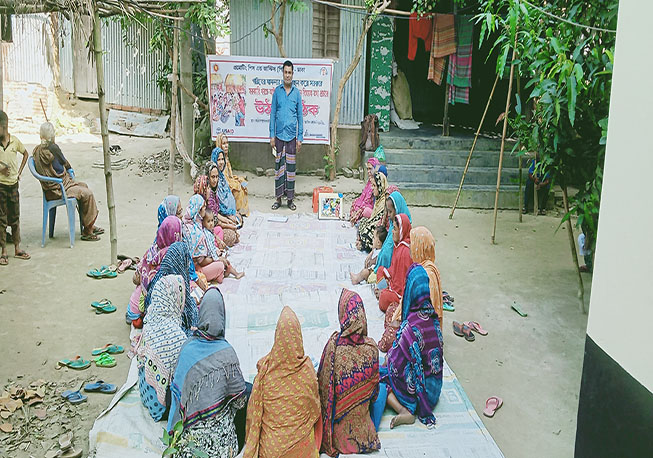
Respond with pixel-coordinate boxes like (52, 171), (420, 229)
(349, 158), (380, 225)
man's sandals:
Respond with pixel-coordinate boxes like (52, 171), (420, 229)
(271, 200), (296, 211)
(0, 250), (30, 265)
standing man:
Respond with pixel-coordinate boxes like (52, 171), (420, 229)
(0, 110), (30, 265)
(270, 60), (303, 211)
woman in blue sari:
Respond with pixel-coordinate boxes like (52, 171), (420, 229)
(210, 148), (242, 244)
(375, 191), (412, 275)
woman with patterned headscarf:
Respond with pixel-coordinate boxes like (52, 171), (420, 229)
(409, 227), (443, 326)
(356, 172), (388, 252)
(374, 264), (444, 429)
(317, 289), (380, 456)
(216, 133), (249, 216)
(244, 306), (322, 457)
(207, 153), (241, 247)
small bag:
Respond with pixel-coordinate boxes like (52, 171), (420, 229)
(312, 186), (333, 213)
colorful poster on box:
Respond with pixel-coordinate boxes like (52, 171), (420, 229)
(206, 55), (333, 144)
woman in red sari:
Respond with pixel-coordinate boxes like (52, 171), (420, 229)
(377, 213), (412, 314)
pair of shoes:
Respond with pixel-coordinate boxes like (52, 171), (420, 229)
(452, 321), (475, 342)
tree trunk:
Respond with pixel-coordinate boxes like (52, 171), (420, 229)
(180, 19), (193, 184)
(329, 1), (390, 181)
(268, 0), (287, 58)
(562, 185), (586, 314)
(92, 9), (117, 265)
(168, 26), (179, 194)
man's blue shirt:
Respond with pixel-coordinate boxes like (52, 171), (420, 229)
(269, 84), (304, 142)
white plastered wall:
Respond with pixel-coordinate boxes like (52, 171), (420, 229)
(586, 0), (653, 392)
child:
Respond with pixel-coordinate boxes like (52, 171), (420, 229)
(350, 225), (387, 285)
(202, 209), (245, 279)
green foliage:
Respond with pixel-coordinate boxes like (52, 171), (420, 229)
(411, 0), (470, 15)
(324, 142), (339, 176)
(161, 421), (208, 458)
(478, 0), (618, 255)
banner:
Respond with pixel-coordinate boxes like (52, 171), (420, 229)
(206, 55), (333, 144)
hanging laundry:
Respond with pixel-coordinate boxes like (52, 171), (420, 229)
(408, 12), (433, 61)
(428, 14), (456, 85)
(447, 15), (474, 104)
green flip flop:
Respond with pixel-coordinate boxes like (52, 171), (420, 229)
(95, 303), (117, 314)
(57, 356), (91, 370)
(91, 344), (124, 356)
(91, 298), (112, 309)
(93, 353), (117, 368)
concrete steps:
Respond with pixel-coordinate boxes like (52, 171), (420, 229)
(368, 129), (521, 208)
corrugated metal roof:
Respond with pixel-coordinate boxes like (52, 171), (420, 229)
(231, 0), (366, 125)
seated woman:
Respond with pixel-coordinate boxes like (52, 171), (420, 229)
(375, 191), (412, 277)
(126, 215), (182, 327)
(33, 122), (103, 241)
(216, 133), (250, 217)
(208, 157), (241, 247)
(136, 275), (188, 421)
(168, 288), (249, 458)
(410, 227), (443, 326)
(244, 306), (322, 457)
(317, 289), (380, 456)
(157, 195), (182, 229)
(145, 241), (200, 335)
(372, 264), (443, 429)
(182, 194), (233, 284)
(356, 172), (388, 252)
(377, 213), (413, 313)
(349, 157), (380, 225)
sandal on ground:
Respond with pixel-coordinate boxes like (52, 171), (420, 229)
(465, 321), (488, 336)
(91, 344), (124, 356)
(87, 266), (117, 279)
(0, 255), (7, 266)
(95, 303), (117, 314)
(452, 321), (475, 342)
(57, 356), (91, 370)
(94, 353), (117, 368)
(443, 303), (455, 312)
(14, 250), (30, 260)
(60, 389), (87, 405)
(271, 201), (281, 210)
(92, 227), (105, 235)
(287, 200), (297, 211)
(117, 258), (132, 273)
(84, 380), (117, 394)
(81, 233), (100, 242)
(483, 396), (503, 417)
(91, 298), (112, 309)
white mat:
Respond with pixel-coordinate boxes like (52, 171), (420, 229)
(89, 212), (504, 458)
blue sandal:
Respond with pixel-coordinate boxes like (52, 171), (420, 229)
(61, 389), (87, 404)
(84, 380), (117, 394)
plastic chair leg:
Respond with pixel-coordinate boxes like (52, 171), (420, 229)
(48, 207), (57, 238)
(66, 201), (76, 248)
(42, 200), (49, 247)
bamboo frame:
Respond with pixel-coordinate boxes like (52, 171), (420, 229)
(92, 8), (117, 264)
(491, 32), (518, 245)
(562, 185), (586, 314)
(449, 73), (500, 219)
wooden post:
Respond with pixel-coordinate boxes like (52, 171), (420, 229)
(518, 155), (523, 222)
(491, 32), (518, 245)
(179, 19), (193, 184)
(562, 185), (586, 314)
(92, 9), (117, 265)
(168, 26), (179, 195)
(443, 73), (450, 137)
(449, 73), (499, 219)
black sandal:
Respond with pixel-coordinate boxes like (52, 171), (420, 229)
(287, 201), (297, 211)
(271, 201), (281, 210)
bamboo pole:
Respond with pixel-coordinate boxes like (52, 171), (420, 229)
(92, 8), (117, 265)
(491, 32), (518, 245)
(168, 26), (179, 195)
(518, 155), (523, 222)
(449, 73), (499, 219)
(562, 185), (586, 314)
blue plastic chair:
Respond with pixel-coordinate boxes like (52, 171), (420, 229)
(28, 157), (82, 248)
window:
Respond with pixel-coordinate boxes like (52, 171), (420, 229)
(312, 2), (340, 59)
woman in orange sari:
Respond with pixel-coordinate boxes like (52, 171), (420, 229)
(408, 227), (443, 326)
(244, 306), (322, 457)
(216, 133), (249, 216)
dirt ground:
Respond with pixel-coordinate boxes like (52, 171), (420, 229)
(0, 127), (590, 457)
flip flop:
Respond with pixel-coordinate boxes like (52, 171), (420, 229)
(91, 344), (124, 356)
(80, 233), (100, 242)
(84, 381), (117, 394)
(452, 321), (475, 342)
(94, 353), (117, 368)
(57, 356), (91, 370)
(465, 321), (488, 336)
(60, 390), (87, 405)
(511, 301), (528, 317)
(443, 303), (455, 312)
(483, 396), (503, 417)
(117, 258), (132, 273)
(92, 227), (105, 235)
(14, 250), (30, 260)
(91, 298), (112, 309)
(95, 303), (117, 314)
(287, 201), (297, 211)
(271, 201), (281, 210)
(0, 255), (7, 266)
